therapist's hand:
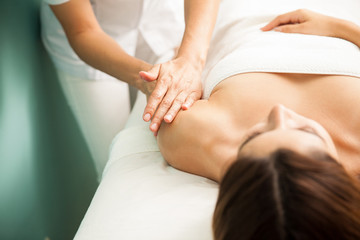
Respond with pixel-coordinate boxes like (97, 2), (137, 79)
(261, 9), (340, 38)
(139, 77), (157, 99)
(139, 56), (202, 134)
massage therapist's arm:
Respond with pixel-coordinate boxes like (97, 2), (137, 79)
(141, 0), (221, 135)
(50, 0), (155, 98)
(261, 9), (360, 48)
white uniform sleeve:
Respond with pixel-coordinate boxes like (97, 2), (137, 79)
(43, 0), (69, 5)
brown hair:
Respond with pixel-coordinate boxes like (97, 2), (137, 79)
(213, 149), (360, 240)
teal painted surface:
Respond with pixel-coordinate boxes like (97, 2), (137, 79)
(0, 1), (98, 239)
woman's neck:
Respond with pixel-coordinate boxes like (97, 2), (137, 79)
(199, 115), (245, 182)
(208, 72), (360, 181)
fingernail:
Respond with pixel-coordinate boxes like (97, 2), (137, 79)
(164, 114), (172, 122)
(182, 104), (189, 110)
(150, 123), (157, 131)
(144, 113), (151, 121)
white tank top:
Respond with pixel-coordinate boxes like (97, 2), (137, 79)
(202, 0), (360, 99)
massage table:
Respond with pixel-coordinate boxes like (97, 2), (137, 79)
(74, 0), (360, 239)
(74, 93), (218, 240)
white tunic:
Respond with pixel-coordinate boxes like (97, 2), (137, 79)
(40, 0), (185, 80)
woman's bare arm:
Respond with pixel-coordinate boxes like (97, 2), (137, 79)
(335, 20), (360, 49)
(157, 100), (225, 180)
(261, 9), (360, 48)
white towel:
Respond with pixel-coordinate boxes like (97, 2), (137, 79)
(75, 93), (218, 240)
(202, 0), (360, 99)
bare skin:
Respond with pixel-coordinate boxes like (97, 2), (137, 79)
(158, 72), (360, 182)
(50, 0), (220, 135)
(157, 9), (360, 182)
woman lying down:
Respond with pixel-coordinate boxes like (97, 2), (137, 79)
(156, 9), (360, 240)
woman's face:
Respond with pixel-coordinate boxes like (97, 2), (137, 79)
(238, 104), (338, 159)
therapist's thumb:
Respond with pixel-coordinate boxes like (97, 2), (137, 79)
(139, 64), (160, 82)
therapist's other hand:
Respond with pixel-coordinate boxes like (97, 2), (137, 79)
(139, 57), (202, 134)
(139, 74), (157, 98)
(261, 9), (339, 38)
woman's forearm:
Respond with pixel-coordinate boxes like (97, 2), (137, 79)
(69, 29), (151, 90)
(335, 20), (360, 48)
(177, 0), (221, 67)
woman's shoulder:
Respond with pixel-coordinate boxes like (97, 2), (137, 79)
(157, 100), (212, 152)
(157, 100), (223, 170)
(157, 99), (233, 179)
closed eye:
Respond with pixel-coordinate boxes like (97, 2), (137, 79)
(239, 131), (262, 150)
(239, 127), (324, 151)
(298, 127), (325, 142)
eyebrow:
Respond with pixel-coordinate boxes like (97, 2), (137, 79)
(239, 129), (325, 151)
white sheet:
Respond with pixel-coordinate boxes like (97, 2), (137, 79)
(74, 93), (218, 240)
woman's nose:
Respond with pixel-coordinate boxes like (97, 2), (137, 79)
(267, 104), (292, 129)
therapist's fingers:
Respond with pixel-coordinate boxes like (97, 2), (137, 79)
(182, 91), (201, 110)
(139, 64), (160, 82)
(139, 71), (156, 81)
(143, 83), (168, 122)
(149, 89), (178, 133)
(163, 91), (188, 123)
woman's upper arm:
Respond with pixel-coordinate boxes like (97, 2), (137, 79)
(157, 116), (185, 165)
(49, 0), (102, 38)
(157, 100), (208, 166)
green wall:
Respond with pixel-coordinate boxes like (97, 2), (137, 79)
(0, 1), (98, 239)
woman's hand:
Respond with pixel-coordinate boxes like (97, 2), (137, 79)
(261, 9), (340, 37)
(139, 56), (202, 135)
